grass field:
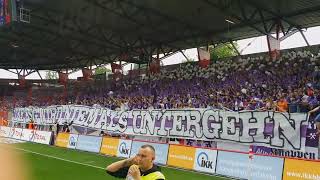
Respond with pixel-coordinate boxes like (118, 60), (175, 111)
(1, 141), (232, 180)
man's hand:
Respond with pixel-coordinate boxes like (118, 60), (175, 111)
(124, 156), (139, 167)
(128, 165), (141, 180)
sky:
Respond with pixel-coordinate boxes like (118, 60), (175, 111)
(1, 26), (320, 80)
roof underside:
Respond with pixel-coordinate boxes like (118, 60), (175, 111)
(0, 0), (320, 70)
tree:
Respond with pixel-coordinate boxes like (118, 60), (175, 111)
(94, 66), (111, 75)
(45, 70), (58, 79)
(209, 42), (239, 62)
(133, 63), (148, 70)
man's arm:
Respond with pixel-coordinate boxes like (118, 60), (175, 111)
(106, 156), (139, 178)
(309, 106), (320, 114)
(106, 157), (135, 172)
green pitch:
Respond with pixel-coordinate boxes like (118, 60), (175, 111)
(7, 142), (232, 180)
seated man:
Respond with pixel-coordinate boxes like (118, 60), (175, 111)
(106, 145), (165, 180)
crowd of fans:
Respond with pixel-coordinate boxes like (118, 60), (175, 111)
(1, 49), (320, 113)
(74, 50), (320, 113)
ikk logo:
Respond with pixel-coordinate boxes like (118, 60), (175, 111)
(197, 152), (213, 169)
(69, 136), (77, 147)
(119, 142), (130, 155)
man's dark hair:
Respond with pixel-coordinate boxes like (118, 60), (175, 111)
(141, 144), (156, 154)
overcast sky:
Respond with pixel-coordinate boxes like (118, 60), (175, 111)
(1, 26), (320, 80)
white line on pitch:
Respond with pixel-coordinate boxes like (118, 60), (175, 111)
(13, 147), (105, 170)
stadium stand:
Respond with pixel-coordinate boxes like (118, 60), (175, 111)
(2, 48), (320, 114)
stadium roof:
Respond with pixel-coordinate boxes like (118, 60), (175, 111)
(0, 0), (320, 70)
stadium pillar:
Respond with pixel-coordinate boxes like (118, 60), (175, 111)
(266, 22), (281, 60)
(266, 19), (300, 60)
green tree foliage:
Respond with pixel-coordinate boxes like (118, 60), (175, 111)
(45, 71), (58, 79)
(94, 66), (111, 75)
(133, 63), (148, 70)
(209, 42), (239, 61)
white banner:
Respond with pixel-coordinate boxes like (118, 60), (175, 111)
(12, 106), (309, 150)
(0, 126), (52, 145)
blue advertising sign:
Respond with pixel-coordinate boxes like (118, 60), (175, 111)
(76, 135), (102, 153)
(216, 151), (284, 180)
